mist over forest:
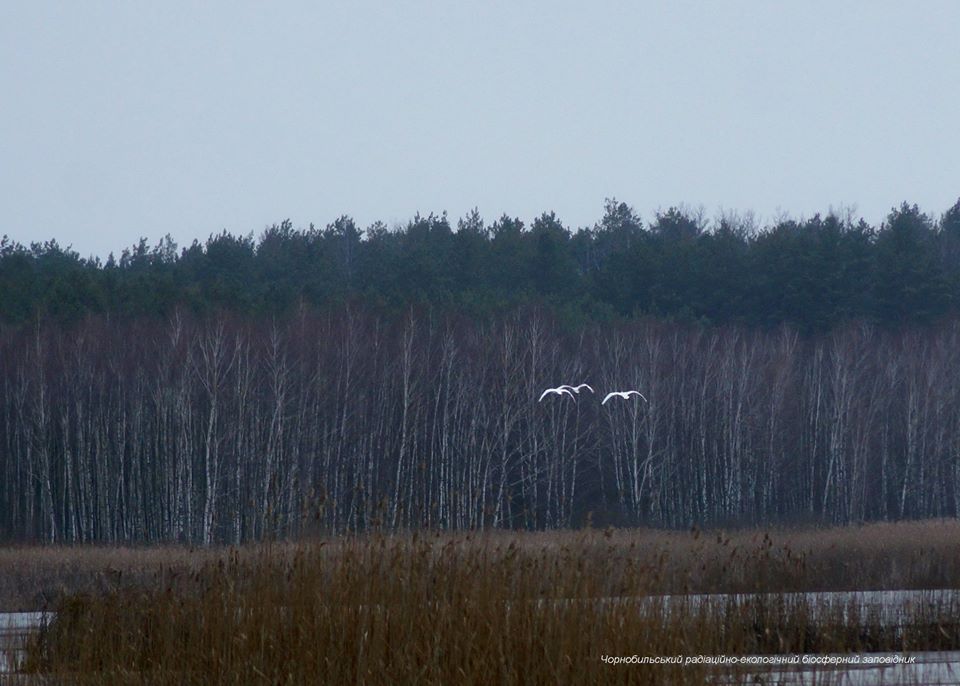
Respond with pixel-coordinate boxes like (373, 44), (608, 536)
(3, 199), (960, 543)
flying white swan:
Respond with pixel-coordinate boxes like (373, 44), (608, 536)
(538, 386), (576, 401)
(601, 390), (647, 405)
(561, 384), (594, 394)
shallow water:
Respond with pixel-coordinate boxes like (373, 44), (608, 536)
(716, 651), (960, 685)
(0, 612), (49, 673)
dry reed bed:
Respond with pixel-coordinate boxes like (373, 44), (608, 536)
(11, 523), (960, 684)
(5, 519), (960, 611)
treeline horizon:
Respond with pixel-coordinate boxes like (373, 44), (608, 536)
(4, 307), (960, 544)
(4, 198), (960, 331)
(6, 198), (960, 544)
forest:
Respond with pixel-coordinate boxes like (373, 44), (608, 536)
(3, 199), (960, 331)
(2, 199), (960, 543)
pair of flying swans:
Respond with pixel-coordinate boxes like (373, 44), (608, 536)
(537, 384), (594, 402)
(537, 383), (594, 402)
(538, 384), (647, 404)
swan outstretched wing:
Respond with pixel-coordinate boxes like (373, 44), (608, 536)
(539, 387), (575, 401)
(603, 390), (647, 404)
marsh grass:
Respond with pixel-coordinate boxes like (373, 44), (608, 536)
(10, 524), (960, 684)
(11, 531), (960, 684)
(5, 519), (960, 611)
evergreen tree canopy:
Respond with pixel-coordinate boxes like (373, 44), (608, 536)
(4, 198), (960, 331)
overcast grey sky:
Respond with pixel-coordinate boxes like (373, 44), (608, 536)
(2, 1), (959, 258)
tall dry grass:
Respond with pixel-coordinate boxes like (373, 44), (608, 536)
(14, 525), (960, 684)
(5, 519), (960, 612)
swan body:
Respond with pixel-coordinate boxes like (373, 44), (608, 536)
(561, 384), (594, 394)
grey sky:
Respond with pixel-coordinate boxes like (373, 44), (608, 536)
(2, 1), (959, 259)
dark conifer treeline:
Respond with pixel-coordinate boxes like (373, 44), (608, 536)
(4, 199), (960, 543)
(3, 199), (960, 331)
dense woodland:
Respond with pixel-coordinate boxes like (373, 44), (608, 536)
(3, 199), (960, 331)
(3, 199), (960, 543)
